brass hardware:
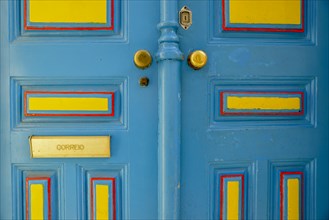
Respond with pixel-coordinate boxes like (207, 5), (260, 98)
(179, 6), (192, 30)
(29, 136), (110, 158)
(134, 50), (152, 69)
(187, 50), (208, 70)
(139, 77), (149, 87)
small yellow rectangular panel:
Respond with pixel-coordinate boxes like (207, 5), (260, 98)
(287, 179), (300, 220)
(30, 136), (111, 158)
(229, 0), (301, 25)
(227, 181), (239, 220)
(29, 0), (107, 23)
(227, 97), (301, 110)
(29, 97), (109, 111)
(31, 184), (44, 219)
(96, 185), (109, 220)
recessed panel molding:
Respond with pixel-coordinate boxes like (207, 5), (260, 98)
(220, 91), (304, 116)
(280, 172), (304, 220)
(210, 78), (316, 129)
(26, 177), (51, 220)
(24, 91), (115, 117)
(269, 159), (315, 219)
(24, 0), (114, 31)
(222, 0), (304, 32)
(90, 178), (117, 220)
(210, 161), (255, 219)
(220, 174), (245, 220)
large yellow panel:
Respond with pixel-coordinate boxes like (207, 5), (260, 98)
(229, 0), (301, 25)
(227, 97), (301, 110)
(227, 181), (239, 220)
(31, 184), (44, 220)
(287, 179), (300, 220)
(29, 97), (109, 111)
(29, 0), (107, 23)
(96, 185), (109, 220)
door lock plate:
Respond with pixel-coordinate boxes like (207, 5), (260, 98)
(179, 6), (192, 30)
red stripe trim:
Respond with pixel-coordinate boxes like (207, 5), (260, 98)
(221, 0), (226, 32)
(23, 0), (114, 31)
(25, 177), (51, 220)
(220, 91), (304, 116)
(25, 178), (28, 220)
(48, 178), (51, 220)
(90, 177), (116, 220)
(301, 0), (305, 32)
(221, 0), (305, 33)
(24, 91), (115, 117)
(222, 26), (304, 33)
(219, 174), (244, 220)
(111, 0), (114, 30)
(280, 171), (304, 220)
(25, 26), (114, 31)
(220, 91), (225, 116)
(24, 0), (28, 30)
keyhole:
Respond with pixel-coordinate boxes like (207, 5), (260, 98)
(184, 14), (188, 22)
(182, 12), (190, 23)
(139, 77), (149, 87)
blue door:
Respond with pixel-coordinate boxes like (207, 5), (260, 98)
(0, 0), (159, 219)
(1, 0), (328, 219)
(178, 0), (328, 219)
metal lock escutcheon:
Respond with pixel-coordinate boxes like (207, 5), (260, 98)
(179, 6), (192, 30)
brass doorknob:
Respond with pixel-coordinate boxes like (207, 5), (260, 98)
(187, 50), (207, 70)
(134, 50), (152, 69)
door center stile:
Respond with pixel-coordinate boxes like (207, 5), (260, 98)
(156, 0), (184, 219)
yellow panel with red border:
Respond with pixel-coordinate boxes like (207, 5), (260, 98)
(222, 0), (304, 32)
(24, 0), (114, 30)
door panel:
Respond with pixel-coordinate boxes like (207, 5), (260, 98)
(1, 0), (328, 219)
(179, 0), (328, 219)
(1, 0), (158, 219)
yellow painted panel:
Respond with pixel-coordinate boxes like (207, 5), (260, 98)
(31, 184), (44, 220)
(227, 181), (239, 220)
(229, 0), (301, 25)
(227, 97), (301, 110)
(287, 179), (300, 220)
(29, 0), (107, 23)
(96, 185), (109, 220)
(29, 97), (109, 111)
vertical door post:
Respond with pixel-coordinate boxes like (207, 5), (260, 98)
(156, 0), (184, 219)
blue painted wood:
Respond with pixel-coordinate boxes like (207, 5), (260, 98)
(179, 0), (328, 219)
(210, 161), (255, 220)
(11, 77), (127, 129)
(156, 0), (183, 218)
(209, 0), (316, 45)
(1, 0), (159, 219)
(12, 164), (62, 219)
(1, 0), (328, 219)
(77, 164), (126, 219)
(269, 159), (316, 219)
(209, 77), (316, 128)
(9, 0), (124, 39)
(157, 61), (182, 219)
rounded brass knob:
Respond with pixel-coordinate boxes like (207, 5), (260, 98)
(134, 50), (152, 69)
(187, 50), (207, 70)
